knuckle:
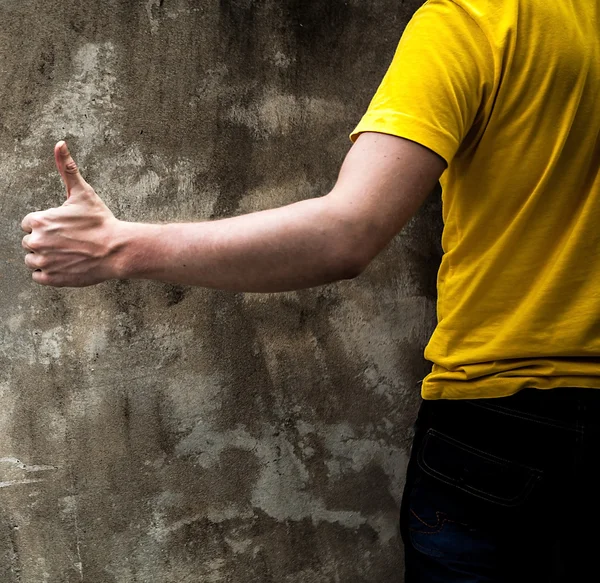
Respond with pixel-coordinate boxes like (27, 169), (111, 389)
(36, 255), (49, 269)
(24, 255), (37, 270)
(24, 253), (41, 269)
(28, 212), (42, 226)
(65, 161), (79, 174)
(25, 212), (48, 230)
(21, 215), (33, 232)
(32, 271), (50, 286)
(25, 234), (42, 252)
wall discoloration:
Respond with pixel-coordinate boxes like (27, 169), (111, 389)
(0, 0), (439, 580)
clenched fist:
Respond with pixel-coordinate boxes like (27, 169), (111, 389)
(22, 141), (125, 287)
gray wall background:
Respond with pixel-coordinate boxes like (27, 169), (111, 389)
(0, 0), (442, 581)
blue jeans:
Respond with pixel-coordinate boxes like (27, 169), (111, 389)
(400, 388), (600, 582)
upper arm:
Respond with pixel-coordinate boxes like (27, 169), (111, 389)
(325, 131), (446, 264)
(325, 0), (495, 267)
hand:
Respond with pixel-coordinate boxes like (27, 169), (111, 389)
(21, 141), (124, 287)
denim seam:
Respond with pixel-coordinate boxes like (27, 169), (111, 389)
(466, 400), (576, 432)
(410, 537), (446, 559)
(425, 429), (542, 472)
(419, 462), (539, 507)
(409, 509), (469, 535)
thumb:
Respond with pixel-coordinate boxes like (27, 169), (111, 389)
(54, 141), (90, 200)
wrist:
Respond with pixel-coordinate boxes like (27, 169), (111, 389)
(108, 220), (164, 280)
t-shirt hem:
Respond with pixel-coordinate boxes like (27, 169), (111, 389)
(349, 111), (457, 165)
(421, 376), (600, 400)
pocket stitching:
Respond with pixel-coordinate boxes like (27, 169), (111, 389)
(409, 508), (469, 535)
(417, 429), (542, 507)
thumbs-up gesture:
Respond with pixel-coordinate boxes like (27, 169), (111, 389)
(22, 141), (123, 287)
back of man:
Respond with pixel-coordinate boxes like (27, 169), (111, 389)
(350, 0), (600, 580)
(354, 0), (600, 398)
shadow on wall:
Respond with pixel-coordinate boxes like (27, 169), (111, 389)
(0, 0), (439, 581)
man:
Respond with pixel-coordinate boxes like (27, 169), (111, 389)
(21, 0), (600, 581)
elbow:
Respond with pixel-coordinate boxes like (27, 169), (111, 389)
(332, 242), (375, 281)
(318, 201), (380, 282)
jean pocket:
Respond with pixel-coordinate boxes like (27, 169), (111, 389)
(417, 429), (542, 507)
(407, 429), (543, 562)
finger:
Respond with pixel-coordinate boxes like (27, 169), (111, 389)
(22, 235), (34, 251)
(21, 213), (34, 233)
(54, 141), (91, 200)
(32, 270), (52, 286)
(21, 210), (48, 234)
(24, 252), (44, 271)
(32, 271), (74, 288)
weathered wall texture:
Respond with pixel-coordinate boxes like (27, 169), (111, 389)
(0, 0), (441, 581)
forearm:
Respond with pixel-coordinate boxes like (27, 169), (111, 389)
(113, 196), (370, 292)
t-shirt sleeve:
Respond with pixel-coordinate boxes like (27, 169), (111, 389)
(350, 0), (495, 165)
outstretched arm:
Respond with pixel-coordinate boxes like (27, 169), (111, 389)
(21, 134), (445, 290)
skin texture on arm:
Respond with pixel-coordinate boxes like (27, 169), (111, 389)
(21, 135), (445, 291)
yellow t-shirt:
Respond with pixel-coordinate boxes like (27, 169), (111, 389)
(351, 0), (600, 399)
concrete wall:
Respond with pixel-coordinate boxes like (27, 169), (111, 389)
(0, 0), (441, 581)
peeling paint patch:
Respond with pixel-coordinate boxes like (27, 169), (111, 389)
(224, 534), (252, 555)
(228, 90), (347, 138)
(24, 42), (119, 158)
(270, 50), (294, 69)
(323, 422), (406, 501)
(6, 313), (24, 333)
(0, 478), (44, 488)
(149, 504), (254, 543)
(175, 419), (405, 542)
(95, 145), (218, 222)
(146, 0), (162, 34)
(0, 458), (58, 473)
